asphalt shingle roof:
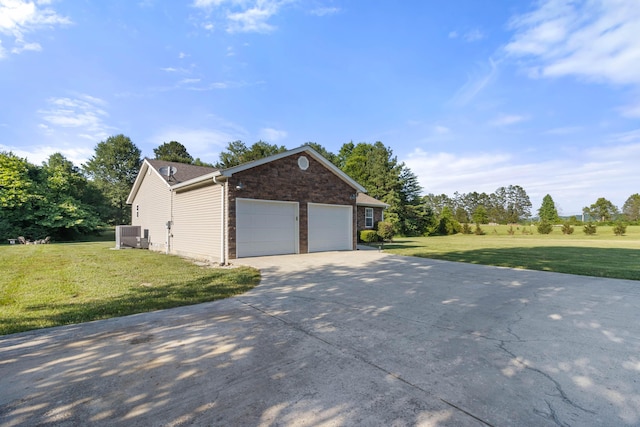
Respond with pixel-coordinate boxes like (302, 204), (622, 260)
(146, 159), (217, 184)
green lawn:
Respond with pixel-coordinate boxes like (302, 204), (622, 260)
(382, 225), (640, 281)
(0, 242), (260, 335)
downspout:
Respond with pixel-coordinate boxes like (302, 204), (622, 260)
(167, 189), (174, 255)
(213, 175), (226, 265)
(354, 192), (358, 250)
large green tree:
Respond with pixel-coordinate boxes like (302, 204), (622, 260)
(216, 140), (287, 169)
(0, 152), (103, 239)
(394, 167), (427, 236)
(341, 141), (403, 202)
(339, 141), (426, 236)
(0, 152), (35, 238)
(490, 185), (532, 224)
(83, 134), (141, 225)
(622, 193), (640, 221)
(538, 194), (560, 223)
(422, 193), (453, 217)
(583, 197), (618, 222)
(35, 154), (103, 239)
(153, 141), (193, 164)
(303, 142), (339, 166)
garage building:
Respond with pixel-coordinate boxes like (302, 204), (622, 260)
(126, 146), (386, 263)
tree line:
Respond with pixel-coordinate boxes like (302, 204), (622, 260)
(2, 134), (638, 240)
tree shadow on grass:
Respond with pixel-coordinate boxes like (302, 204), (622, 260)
(1, 269), (260, 335)
(409, 246), (640, 281)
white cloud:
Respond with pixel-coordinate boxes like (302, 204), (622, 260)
(403, 142), (638, 215)
(0, 142), (94, 166)
(259, 127), (287, 142)
(450, 57), (499, 106)
(505, 0), (640, 86)
(543, 126), (582, 135)
(619, 100), (640, 118)
(152, 78), (249, 92)
(434, 125), (450, 135)
(489, 114), (528, 127)
(310, 7), (340, 17)
(606, 128), (640, 144)
(0, 0), (71, 58)
(449, 28), (485, 42)
(191, 0), (291, 34)
(149, 118), (249, 161)
(464, 29), (485, 42)
(178, 78), (201, 85)
(38, 95), (111, 142)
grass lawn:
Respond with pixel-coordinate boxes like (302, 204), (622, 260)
(382, 225), (640, 281)
(0, 242), (260, 335)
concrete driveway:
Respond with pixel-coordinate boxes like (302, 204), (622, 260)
(1, 251), (639, 426)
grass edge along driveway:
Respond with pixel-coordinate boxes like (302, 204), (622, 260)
(383, 225), (640, 281)
(0, 242), (260, 335)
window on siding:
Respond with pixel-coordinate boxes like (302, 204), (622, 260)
(365, 207), (374, 228)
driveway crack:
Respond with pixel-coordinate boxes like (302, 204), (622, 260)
(241, 301), (495, 426)
(498, 340), (596, 418)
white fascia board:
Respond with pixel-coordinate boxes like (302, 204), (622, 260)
(357, 201), (390, 208)
(126, 159), (176, 204)
(220, 145), (367, 193)
(127, 160), (150, 204)
(170, 171), (223, 191)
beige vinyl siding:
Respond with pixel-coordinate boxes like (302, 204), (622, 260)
(130, 168), (171, 253)
(172, 184), (223, 262)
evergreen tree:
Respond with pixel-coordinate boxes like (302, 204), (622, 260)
(538, 194), (559, 223)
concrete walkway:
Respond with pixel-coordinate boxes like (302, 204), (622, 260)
(1, 250), (639, 426)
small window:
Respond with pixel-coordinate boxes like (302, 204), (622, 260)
(365, 207), (374, 228)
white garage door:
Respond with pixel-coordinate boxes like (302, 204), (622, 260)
(236, 199), (298, 258)
(308, 203), (353, 253)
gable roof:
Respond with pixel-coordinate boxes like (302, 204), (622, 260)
(126, 158), (218, 204)
(170, 145), (367, 193)
(146, 159), (217, 184)
(357, 193), (389, 208)
(218, 145), (367, 193)
(127, 146), (370, 203)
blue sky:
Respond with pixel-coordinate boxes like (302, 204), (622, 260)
(1, 0), (639, 215)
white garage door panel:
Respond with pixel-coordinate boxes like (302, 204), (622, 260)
(308, 203), (352, 253)
(237, 199), (298, 257)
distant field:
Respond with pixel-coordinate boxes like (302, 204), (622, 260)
(383, 225), (640, 281)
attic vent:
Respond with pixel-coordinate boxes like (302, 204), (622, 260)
(158, 166), (177, 179)
(298, 156), (309, 170)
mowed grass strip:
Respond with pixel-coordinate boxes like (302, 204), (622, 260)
(0, 242), (260, 335)
(384, 225), (640, 281)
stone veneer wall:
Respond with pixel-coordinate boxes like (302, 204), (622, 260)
(227, 153), (357, 258)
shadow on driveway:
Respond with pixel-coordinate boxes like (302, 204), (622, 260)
(1, 251), (639, 426)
